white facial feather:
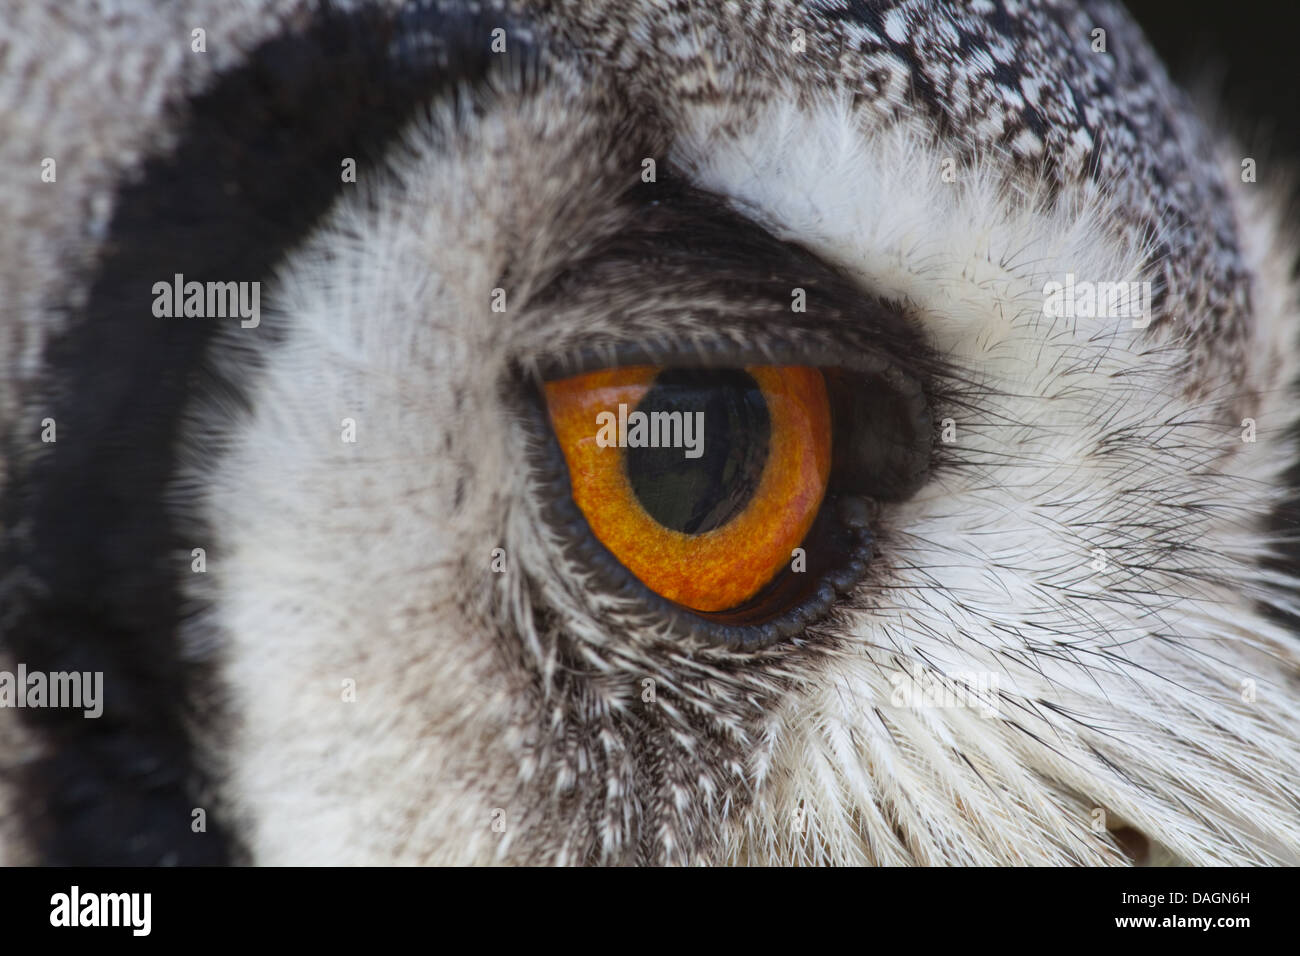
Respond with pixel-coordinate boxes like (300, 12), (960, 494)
(681, 104), (1300, 864)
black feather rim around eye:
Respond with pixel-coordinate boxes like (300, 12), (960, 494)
(517, 345), (934, 650)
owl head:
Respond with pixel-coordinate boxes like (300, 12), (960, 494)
(1, 0), (1298, 866)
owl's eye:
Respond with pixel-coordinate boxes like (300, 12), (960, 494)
(529, 349), (934, 649)
(543, 365), (831, 612)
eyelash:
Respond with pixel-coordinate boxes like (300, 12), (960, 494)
(518, 340), (935, 650)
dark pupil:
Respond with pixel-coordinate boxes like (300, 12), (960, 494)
(625, 370), (771, 535)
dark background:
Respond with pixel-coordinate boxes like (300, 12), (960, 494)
(1125, 0), (1299, 163)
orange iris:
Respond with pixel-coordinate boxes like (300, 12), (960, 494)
(543, 365), (832, 612)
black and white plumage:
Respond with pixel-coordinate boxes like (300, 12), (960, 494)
(1, 0), (1298, 865)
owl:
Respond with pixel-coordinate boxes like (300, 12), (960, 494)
(1, 0), (1298, 866)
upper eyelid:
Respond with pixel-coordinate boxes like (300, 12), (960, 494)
(526, 329), (917, 385)
(506, 179), (938, 384)
(518, 270), (939, 386)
